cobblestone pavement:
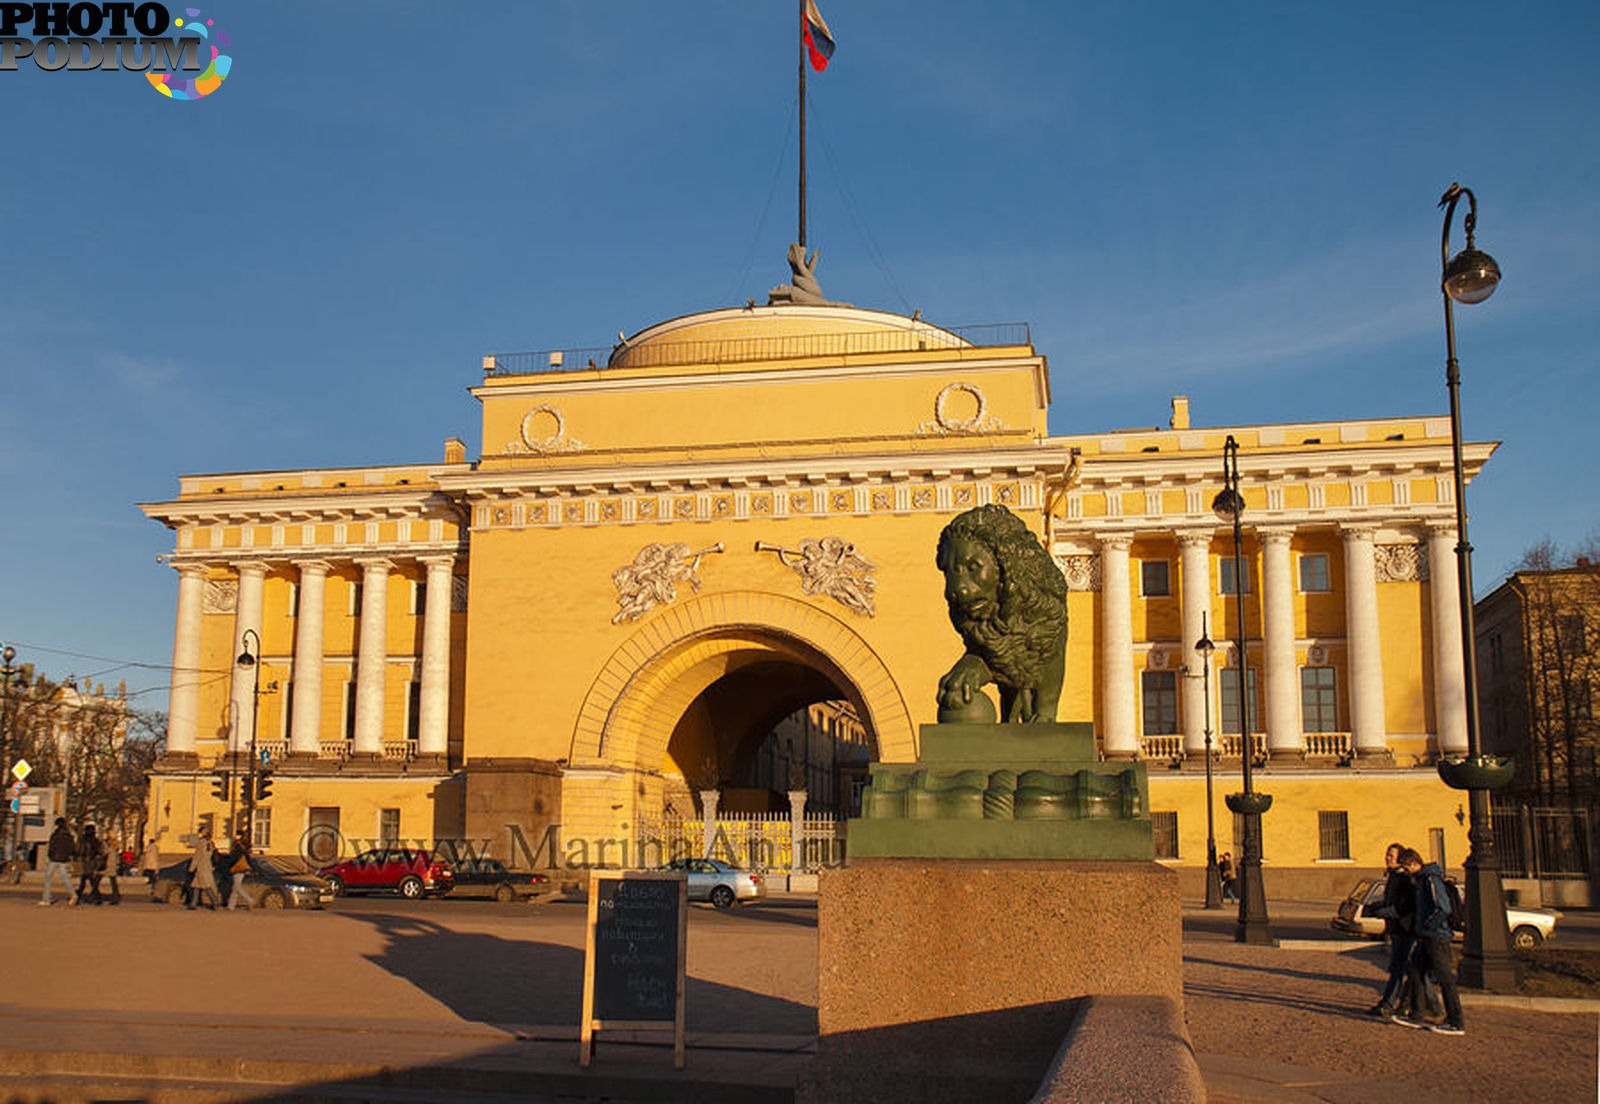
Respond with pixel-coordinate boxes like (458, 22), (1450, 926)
(1185, 933), (1598, 1103)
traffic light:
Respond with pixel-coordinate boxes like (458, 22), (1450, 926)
(255, 771), (273, 802)
(210, 770), (231, 802)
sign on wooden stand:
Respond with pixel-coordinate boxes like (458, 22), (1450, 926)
(579, 869), (688, 1069)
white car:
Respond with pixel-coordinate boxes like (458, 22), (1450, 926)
(1331, 877), (1558, 950)
(658, 857), (767, 909)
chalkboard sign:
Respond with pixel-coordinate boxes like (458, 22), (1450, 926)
(579, 871), (687, 1068)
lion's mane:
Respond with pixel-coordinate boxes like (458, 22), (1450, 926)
(935, 504), (1068, 692)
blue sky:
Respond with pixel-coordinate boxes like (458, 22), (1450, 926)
(2, 2), (1596, 715)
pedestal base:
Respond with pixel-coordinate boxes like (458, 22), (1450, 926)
(803, 858), (1181, 1104)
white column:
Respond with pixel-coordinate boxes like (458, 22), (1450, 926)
(1178, 531), (1213, 756)
(1259, 527), (1303, 759)
(1342, 525), (1388, 757)
(289, 560), (329, 758)
(166, 564), (207, 758)
(352, 557), (391, 757)
(787, 789), (807, 877)
(1427, 523), (1469, 754)
(1099, 533), (1138, 759)
(228, 562), (266, 754)
(417, 556), (455, 759)
(700, 790), (720, 858)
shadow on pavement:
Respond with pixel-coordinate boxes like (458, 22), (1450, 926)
(344, 911), (817, 1036)
(1182, 951), (1377, 987)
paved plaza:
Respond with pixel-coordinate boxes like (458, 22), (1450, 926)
(0, 881), (1593, 1101)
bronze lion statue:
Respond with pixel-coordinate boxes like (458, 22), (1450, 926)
(935, 504), (1068, 723)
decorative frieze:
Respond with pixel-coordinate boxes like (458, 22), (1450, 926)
(611, 542), (726, 624)
(1374, 542), (1429, 583)
(755, 536), (877, 617)
(1054, 554), (1101, 592)
(202, 579), (237, 614)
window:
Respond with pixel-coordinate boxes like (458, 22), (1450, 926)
(251, 807), (272, 850)
(1141, 561), (1171, 597)
(1153, 811), (1179, 860)
(1299, 553), (1330, 593)
(1318, 810), (1350, 860)
(411, 580), (426, 616)
(407, 680), (421, 742)
(1141, 670), (1179, 736)
(1301, 667), (1338, 732)
(348, 580), (363, 616)
(1220, 556), (1251, 595)
(343, 681), (357, 740)
(308, 807), (340, 864)
(1220, 667), (1259, 734)
(379, 808), (400, 846)
(1560, 614), (1586, 653)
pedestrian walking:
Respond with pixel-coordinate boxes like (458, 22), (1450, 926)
(75, 823), (105, 906)
(226, 834), (255, 910)
(38, 817), (77, 906)
(140, 838), (162, 899)
(1368, 842), (1415, 1017)
(187, 831), (220, 910)
(1391, 848), (1465, 1035)
(1218, 852), (1237, 903)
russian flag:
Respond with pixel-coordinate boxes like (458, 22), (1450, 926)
(803, 0), (835, 71)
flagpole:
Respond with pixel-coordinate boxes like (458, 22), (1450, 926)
(798, 0), (807, 248)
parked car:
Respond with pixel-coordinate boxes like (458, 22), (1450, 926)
(1331, 877), (1559, 950)
(445, 858), (552, 902)
(152, 856), (332, 910)
(657, 857), (767, 909)
(317, 847), (454, 899)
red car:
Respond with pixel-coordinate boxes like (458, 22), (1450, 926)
(317, 847), (453, 899)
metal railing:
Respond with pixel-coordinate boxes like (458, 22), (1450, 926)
(1492, 805), (1591, 879)
(484, 321), (1032, 377)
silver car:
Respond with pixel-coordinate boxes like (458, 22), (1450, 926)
(658, 858), (767, 909)
(1331, 876), (1558, 950)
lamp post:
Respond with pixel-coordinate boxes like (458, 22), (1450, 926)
(1215, 435), (1272, 944)
(1191, 616), (1223, 909)
(235, 629), (262, 845)
(1, 644), (18, 870)
(1434, 182), (1516, 991)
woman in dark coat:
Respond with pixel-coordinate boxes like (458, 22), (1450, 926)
(75, 824), (105, 905)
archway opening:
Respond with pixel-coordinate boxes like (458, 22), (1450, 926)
(660, 653), (877, 819)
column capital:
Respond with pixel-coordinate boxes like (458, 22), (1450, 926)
(352, 556), (395, 572)
(1176, 529), (1214, 550)
(293, 558), (334, 576)
(1421, 519), (1458, 538)
(416, 553), (457, 570)
(172, 561), (210, 579)
(1095, 532), (1134, 551)
(233, 560), (269, 579)
(1340, 523), (1380, 542)
(1256, 525), (1296, 545)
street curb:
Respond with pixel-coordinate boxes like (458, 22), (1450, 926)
(1457, 993), (1600, 1014)
(1273, 939), (1378, 951)
(0, 1045), (802, 1103)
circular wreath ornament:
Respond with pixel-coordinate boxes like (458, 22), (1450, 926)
(934, 382), (987, 432)
(520, 405), (567, 452)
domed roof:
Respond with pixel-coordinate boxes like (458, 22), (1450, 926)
(609, 305), (971, 369)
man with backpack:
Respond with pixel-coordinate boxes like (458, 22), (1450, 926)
(1391, 848), (1465, 1035)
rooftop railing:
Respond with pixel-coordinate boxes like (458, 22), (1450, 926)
(483, 321), (1032, 378)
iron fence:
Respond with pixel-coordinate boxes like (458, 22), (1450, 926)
(1491, 804), (1591, 879)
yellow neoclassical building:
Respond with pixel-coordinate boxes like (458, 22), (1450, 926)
(140, 302), (1491, 890)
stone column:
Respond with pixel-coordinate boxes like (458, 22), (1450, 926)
(1427, 523), (1469, 754)
(1342, 525), (1388, 758)
(700, 789), (720, 859)
(228, 562), (266, 754)
(164, 564), (207, 762)
(417, 555), (455, 762)
(1259, 527), (1304, 759)
(288, 560), (329, 761)
(1099, 533), (1138, 759)
(351, 557), (391, 759)
(1178, 531), (1213, 756)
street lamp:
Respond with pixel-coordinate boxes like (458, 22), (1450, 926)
(236, 629), (262, 845)
(1215, 435), (1272, 944)
(1434, 182), (1516, 991)
(1, 644), (19, 871)
(1190, 616), (1223, 909)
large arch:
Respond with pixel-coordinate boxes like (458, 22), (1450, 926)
(568, 590), (916, 773)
